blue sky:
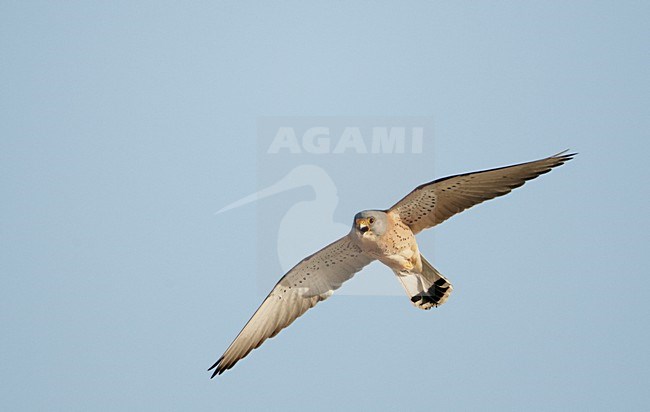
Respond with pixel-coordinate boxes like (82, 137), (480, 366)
(1, 1), (649, 411)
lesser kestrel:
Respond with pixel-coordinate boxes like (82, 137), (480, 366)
(209, 151), (575, 377)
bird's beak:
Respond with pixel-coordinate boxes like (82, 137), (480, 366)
(356, 218), (369, 234)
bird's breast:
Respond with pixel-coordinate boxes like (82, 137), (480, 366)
(356, 219), (421, 272)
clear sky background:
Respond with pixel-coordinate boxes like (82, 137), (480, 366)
(2, 1), (649, 411)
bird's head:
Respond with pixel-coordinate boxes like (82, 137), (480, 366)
(353, 210), (388, 238)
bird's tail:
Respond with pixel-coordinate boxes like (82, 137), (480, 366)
(395, 254), (453, 310)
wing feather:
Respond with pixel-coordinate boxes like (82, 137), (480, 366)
(208, 235), (373, 376)
(389, 151), (575, 233)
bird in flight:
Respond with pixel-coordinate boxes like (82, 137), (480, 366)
(209, 151), (575, 377)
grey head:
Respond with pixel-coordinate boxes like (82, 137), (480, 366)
(353, 210), (388, 237)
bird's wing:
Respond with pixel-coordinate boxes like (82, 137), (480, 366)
(389, 151), (575, 234)
(208, 235), (374, 377)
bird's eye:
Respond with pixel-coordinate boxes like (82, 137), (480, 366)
(369, 217), (375, 224)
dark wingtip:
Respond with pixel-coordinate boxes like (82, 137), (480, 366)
(555, 149), (578, 159)
(548, 150), (577, 169)
(208, 356), (225, 379)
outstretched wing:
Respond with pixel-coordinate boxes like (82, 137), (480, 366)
(208, 235), (373, 377)
(389, 151), (575, 234)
